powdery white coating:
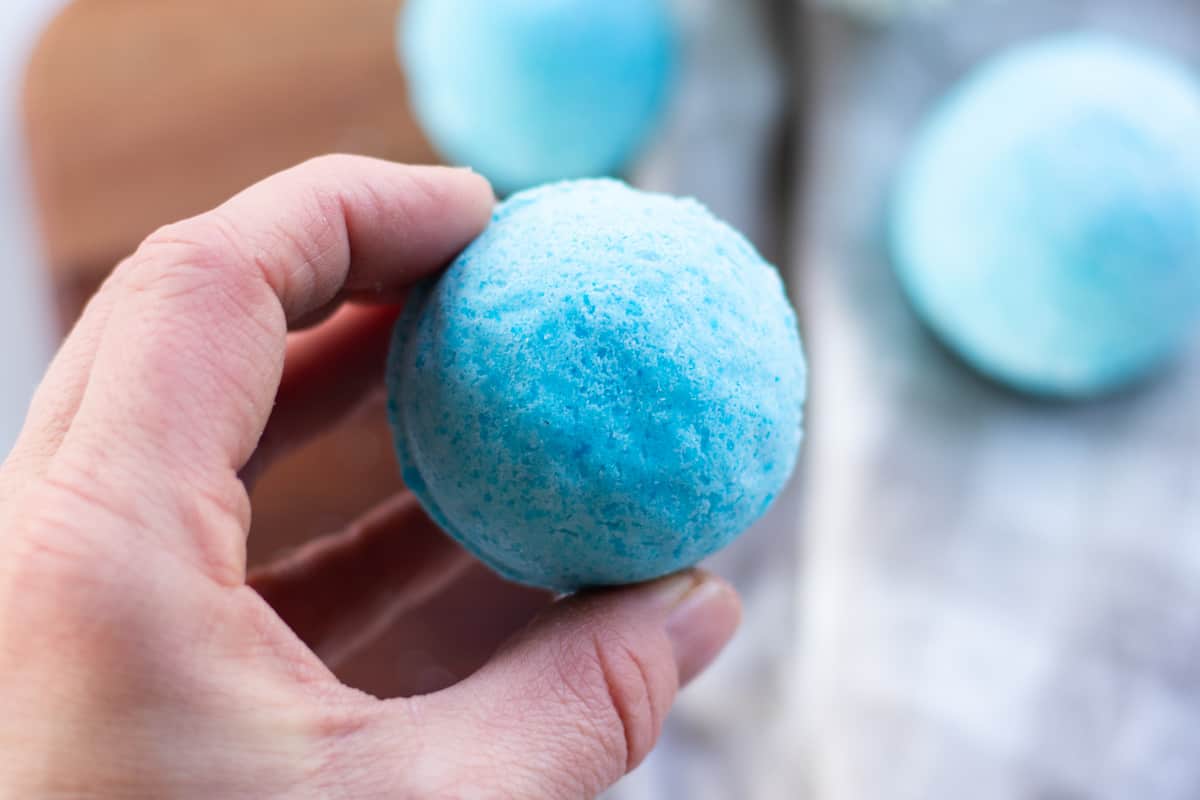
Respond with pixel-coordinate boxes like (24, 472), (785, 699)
(387, 180), (806, 592)
(891, 34), (1200, 397)
(398, 0), (677, 194)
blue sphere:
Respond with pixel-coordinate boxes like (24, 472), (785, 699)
(890, 34), (1200, 397)
(386, 180), (806, 592)
(398, 0), (678, 195)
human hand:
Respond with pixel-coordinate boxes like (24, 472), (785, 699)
(0, 156), (741, 798)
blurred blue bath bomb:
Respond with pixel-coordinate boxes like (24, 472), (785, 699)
(398, 0), (677, 194)
(891, 34), (1200, 397)
(387, 180), (806, 592)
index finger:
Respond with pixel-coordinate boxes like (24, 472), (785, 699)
(41, 155), (492, 584)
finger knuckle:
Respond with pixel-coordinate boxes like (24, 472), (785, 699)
(310, 697), (435, 800)
(120, 215), (285, 380)
(149, 191), (344, 317)
(261, 194), (346, 303)
(3, 511), (99, 590)
(135, 216), (248, 282)
(0, 489), (124, 647)
(556, 625), (664, 776)
(122, 217), (269, 328)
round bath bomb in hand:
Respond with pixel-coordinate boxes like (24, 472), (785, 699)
(387, 180), (806, 592)
(890, 34), (1200, 397)
(398, 0), (677, 194)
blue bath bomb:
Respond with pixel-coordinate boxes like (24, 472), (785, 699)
(890, 34), (1200, 397)
(386, 180), (806, 592)
(398, 0), (677, 194)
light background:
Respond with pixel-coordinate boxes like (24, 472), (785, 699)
(0, 0), (63, 457)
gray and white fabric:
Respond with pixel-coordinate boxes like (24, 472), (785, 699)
(798, 2), (1200, 799)
(623, 0), (1200, 798)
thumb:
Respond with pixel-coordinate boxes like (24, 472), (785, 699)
(411, 571), (741, 799)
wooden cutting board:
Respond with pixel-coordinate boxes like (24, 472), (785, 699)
(25, 0), (439, 282)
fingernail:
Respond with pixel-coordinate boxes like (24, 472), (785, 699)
(661, 574), (742, 686)
(645, 570), (703, 607)
(451, 165), (497, 202)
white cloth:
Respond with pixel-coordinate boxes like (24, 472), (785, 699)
(815, 0), (961, 24)
(797, 2), (1200, 799)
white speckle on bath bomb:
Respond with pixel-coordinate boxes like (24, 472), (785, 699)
(891, 34), (1200, 397)
(387, 179), (806, 592)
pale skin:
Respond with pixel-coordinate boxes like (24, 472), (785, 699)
(0, 156), (742, 799)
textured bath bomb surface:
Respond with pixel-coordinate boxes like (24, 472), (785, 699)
(387, 180), (806, 592)
(398, 0), (677, 195)
(890, 34), (1200, 397)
